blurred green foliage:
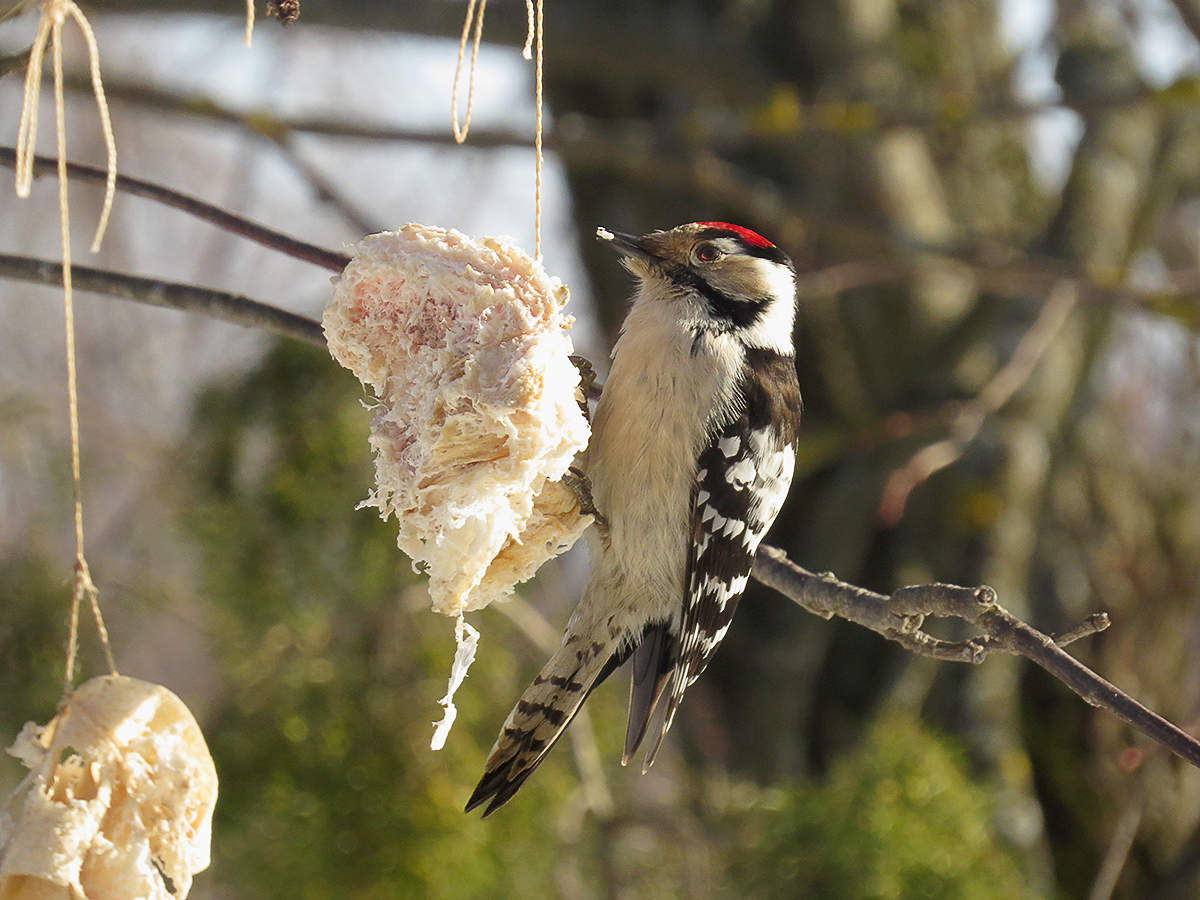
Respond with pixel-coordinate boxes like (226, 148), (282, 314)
(733, 714), (1033, 900)
(0, 555), (76, 745)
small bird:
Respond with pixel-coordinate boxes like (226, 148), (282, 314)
(466, 222), (802, 816)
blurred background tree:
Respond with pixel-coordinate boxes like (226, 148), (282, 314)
(1, 0), (1199, 897)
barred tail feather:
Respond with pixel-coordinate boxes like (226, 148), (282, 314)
(465, 639), (622, 817)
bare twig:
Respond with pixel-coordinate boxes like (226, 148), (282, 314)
(792, 258), (911, 297)
(7, 139), (1197, 317)
(1118, 718), (1200, 772)
(1168, 0), (1200, 50)
(1088, 784), (1145, 900)
(0, 45), (32, 78)
(261, 132), (380, 235)
(751, 545), (1200, 771)
(52, 72), (1200, 296)
(0, 147), (350, 272)
(64, 68), (1200, 145)
(0, 252), (325, 345)
(879, 280), (1081, 524)
(1, 3), (32, 26)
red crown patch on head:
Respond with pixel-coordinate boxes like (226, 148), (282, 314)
(696, 221), (775, 249)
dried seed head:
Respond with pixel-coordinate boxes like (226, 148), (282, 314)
(266, 0), (300, 24)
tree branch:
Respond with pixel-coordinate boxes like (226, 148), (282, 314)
(0, 147), (350, 272)
(260, 131), (381, 236)
(1168, 0), (1200, 51)
(67, 67), (1200, 145)
(751, 545), (1200, 770)
(0, 252), (326, 345)
(16, 69), (1200, 320)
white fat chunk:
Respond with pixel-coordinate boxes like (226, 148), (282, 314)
(324, 224), (592, 618)
(0, 676), (217, 900)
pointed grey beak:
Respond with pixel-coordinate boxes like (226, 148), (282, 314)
(596, 226), (658, 263)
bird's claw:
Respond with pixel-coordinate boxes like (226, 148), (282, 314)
(570, 355), (599, 421)
(563, 466), (609, 539)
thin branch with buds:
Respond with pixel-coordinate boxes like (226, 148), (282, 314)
(60, 67), (1200, 147)
(38, 73), (1200, 311)
(6, 136), (1200, 321)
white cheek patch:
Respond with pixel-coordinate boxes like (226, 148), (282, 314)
(738, 260), (796, 354)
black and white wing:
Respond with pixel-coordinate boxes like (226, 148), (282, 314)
(643, 349), (801, 769)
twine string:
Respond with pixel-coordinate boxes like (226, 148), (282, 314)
(451, 0), (487, 144)
(68, 3), (116, 251)
(17, 3), (116, 251)
(47, 10), (117, 687)
(533, 0), (543, 258)
(451, 0), (544, 256)
(14, 11), (51, 198)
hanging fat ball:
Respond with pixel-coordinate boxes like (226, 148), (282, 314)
(324, 224), (593, 749)
(0, 675), (218, 900)
(323, 223), (592, 617)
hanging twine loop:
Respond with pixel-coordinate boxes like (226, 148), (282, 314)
(450, 0), (487, 144)
(14, 0), (120, 689)
(451, 0), (545, 258)
(16, 1), (117, 252)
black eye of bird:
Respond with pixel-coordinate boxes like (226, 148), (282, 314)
(695, 243), (722, 263)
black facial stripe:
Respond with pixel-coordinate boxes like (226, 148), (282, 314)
(669, 265), (769, 329)
(701, 284), (769, 328)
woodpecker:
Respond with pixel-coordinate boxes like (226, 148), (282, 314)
(466, 222), (802, 816)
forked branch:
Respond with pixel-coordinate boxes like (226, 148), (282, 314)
(752, 545), (1200, 770)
